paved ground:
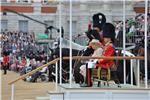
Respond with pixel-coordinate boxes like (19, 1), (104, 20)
(1, 70), (55, 100)
(1, 70), (150, 100)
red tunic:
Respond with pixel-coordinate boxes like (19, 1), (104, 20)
(97, 44), (115, 68)
(3, 56), (9, 66)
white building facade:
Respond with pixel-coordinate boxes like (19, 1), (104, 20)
(1, 0), (141, 39)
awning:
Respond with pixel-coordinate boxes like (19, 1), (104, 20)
(37, 34), (49, 39)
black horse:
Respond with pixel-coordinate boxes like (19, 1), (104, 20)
(133, 38), (150, 80)
(48, 47), (84, 83)
(115, 50), (137, 85)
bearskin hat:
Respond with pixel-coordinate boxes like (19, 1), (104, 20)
(92, 13), (106, 30)
(102, 23), (116, 42)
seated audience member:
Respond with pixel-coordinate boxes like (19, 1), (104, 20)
(17, 56), (27, 70)
(80, 39), (103, 86)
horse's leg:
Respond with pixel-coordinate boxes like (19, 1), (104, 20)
(116, 60), (124, 83)
(74, 62), (84, 83)
(48, 64), (55, 82)
(116, 60), (136, 85)
(147, 50), (150, 80)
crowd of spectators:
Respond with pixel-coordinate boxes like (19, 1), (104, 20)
(113, 14), (150, 47)
(0, 31), (48, 76)
(1, 31), (36, 57)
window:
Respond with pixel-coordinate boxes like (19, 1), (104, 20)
(43, 0), (48, 3)
(44, 20), (54, 27)
(17, 0), (28, 3)
(19, 20), (28, 33)
(43, 0), (56, 3)
(1, 20), (8, 32)
(67, 21), (77, 35)
(32, 0), (42, 2)
(9, 0), (16, 2)
(1, 0), (7, 2)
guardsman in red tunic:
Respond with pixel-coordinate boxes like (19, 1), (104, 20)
(2, 51), (9, 75)
(97, 23), (115, 68)
(96, 23), (116, 81)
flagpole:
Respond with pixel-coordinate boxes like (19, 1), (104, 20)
(123, 0), (126, 85)
(69, 0), (73, 87)
(59, 0), (62, 85)
(144, 0), (148, 88)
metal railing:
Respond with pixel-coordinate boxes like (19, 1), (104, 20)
(8, 56), (147, 100)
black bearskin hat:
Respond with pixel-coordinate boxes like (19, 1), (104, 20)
(102, 23), (116, 42)
(92, 13), (106, 30)
(3, 51), (9, 56)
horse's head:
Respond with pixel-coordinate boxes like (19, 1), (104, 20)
(133, 38), (144, 56)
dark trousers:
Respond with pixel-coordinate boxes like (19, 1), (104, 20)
(3, 65), (8, 74)
(85, 65), (92, 87)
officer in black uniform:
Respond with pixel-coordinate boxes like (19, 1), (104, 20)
(83, 13), (106, 56)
